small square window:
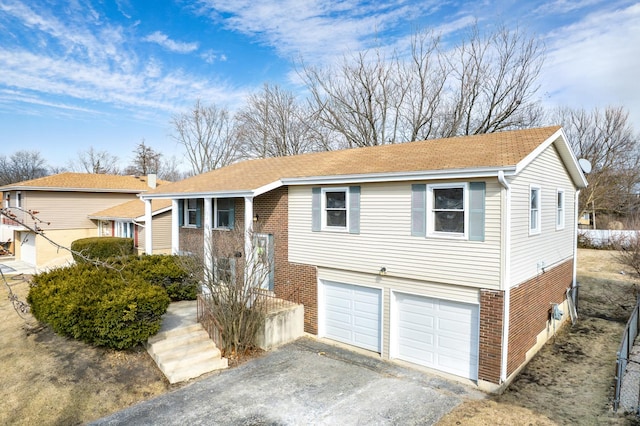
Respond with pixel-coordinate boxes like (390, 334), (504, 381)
(324, 190), (347, 229)
(216, 198), (233, 228)
(427, 184), (467, 237)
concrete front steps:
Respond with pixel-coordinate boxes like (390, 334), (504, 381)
(146, 301), (228, 384)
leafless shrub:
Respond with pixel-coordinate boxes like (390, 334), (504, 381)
(179, 227), (272, 357)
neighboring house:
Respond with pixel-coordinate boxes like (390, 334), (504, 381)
(0, 173), (167, 268)
(88, 198), (173, 255)
(140, 126), (588, 392)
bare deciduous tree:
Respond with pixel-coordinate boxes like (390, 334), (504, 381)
(124, 139), (162, 176)
(171, 100), (239, 174)
(300, 25), (544, 147)
(236, 84), (321, 157)
(552, 105), (640, 225)
(440, 24), (545, 137)
(179, 227), (273, 357)
(68, 147), (120, 174)
(0, 150), (49, 185)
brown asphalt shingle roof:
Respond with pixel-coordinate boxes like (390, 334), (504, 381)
(89, 199), (172, 220)
(147, 126), (563, 196)
(0, 172), (168, 192)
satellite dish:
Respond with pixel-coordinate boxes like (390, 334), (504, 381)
(578, 158), (592, 174)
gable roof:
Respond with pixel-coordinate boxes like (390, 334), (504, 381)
(0, 172), (168, 193)
(88, 198), (172, 221)
(143, 126), (587, 199)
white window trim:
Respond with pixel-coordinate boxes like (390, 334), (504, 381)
(213, 198), (232, 230)
(184, 198), (199, 228)
(556, 189), (565, 230)
(321, 187), (349, 232)
(427, 182), (468, 239)
(529, 185), (541, 235)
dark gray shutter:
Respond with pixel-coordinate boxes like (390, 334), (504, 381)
(178, 199), (184, 226)
(469, 182), (486, 241)
(196, 199), (203, 228)
(312, 187), (321, 232)
(411, 184), (426, 237)
(349, 186), (360, 234)
(268, 234), (275, 291)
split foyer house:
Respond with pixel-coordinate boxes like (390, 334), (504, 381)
(139, 126), (588, 391)
(0, 172), (170, 268)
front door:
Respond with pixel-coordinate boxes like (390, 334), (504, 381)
(253, 233), (274, 291)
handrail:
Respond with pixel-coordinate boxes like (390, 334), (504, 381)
(613, 296), (640, 412)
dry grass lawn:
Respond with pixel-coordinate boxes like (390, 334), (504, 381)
(1, 249), (639, 425)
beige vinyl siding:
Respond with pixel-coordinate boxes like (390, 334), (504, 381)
(290, 180), (502, 289)
(139, 210), (172, 252)
(318, 267), (480, 360)
(23, 191), (139, 230)
(509, 145), (576, 286)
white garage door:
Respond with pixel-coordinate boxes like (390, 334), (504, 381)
(395, 292), (479, 380)
(19, 232), (37, 266)
(323, 281), (381, 353)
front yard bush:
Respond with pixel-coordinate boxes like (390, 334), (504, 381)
(71, 237), (134, 263)
(112, 254), (198, 301)
(28, 264), (170, 349)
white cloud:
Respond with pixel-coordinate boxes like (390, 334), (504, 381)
(197, 0), (441, 63)
(143, 31), (199, 54)
(540, 3), (640, 128)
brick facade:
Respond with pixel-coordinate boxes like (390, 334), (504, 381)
(478, 289), (504, 383)
(178, 188), (318, 335)
(507, 259), (573, 376)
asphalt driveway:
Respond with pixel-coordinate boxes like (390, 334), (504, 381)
(91, 338), (483, 425)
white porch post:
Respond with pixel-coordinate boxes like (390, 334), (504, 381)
(244, 197), (254, 288)
(244, 196), (254, 258)
(204, 197), (213, 282)
(171, 199), (179, 254)
(144, 198), (153, 255)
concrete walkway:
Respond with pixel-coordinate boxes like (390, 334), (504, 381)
(620, 343), (640, 413)
(91, 337), (484, 425)
(0, 257), (36, 275)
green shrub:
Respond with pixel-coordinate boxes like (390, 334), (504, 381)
(28, 263), (170, 349)
(71, 237), (134, 263)
(111, 254), (198, 301)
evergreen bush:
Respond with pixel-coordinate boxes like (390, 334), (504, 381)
(70, 237), (134, 263)
(28, 263), (170, 349)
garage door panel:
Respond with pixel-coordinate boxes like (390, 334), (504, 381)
(323, 281), (381, 353)
(395, 292), (479, 380)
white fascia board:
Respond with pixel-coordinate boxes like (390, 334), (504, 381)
(515, 128), (588, 189)
(253, 180), (283, 197)
(140, 190), (254, 200)
(281, 167), (516, 186)
(1, 186), (145, 193)
(135, 206), (173, 221)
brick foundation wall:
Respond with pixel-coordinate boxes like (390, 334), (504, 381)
(507, 259), (573, 376)
(478, 289), (504, 383)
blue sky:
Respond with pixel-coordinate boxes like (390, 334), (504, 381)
(0, 0), (638, 172)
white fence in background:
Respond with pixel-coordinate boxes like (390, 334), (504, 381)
(578, 229), (639, 248)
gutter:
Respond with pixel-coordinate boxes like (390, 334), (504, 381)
(497, 170), (511, 383)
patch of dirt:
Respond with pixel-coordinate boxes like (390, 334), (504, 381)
(0, 276), (172, 425)
(439, 249), (640, 425)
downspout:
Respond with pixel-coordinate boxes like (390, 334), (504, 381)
(498, 171), (511, 383)
(573, 190), (580, 289)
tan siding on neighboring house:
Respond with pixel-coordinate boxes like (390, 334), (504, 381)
(138, 210), (172, 253)
(509, 145), (576, 286)
(23, 191), (139, 231)
(289, 180), (503, 289)
(36, 228), (97, 268)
